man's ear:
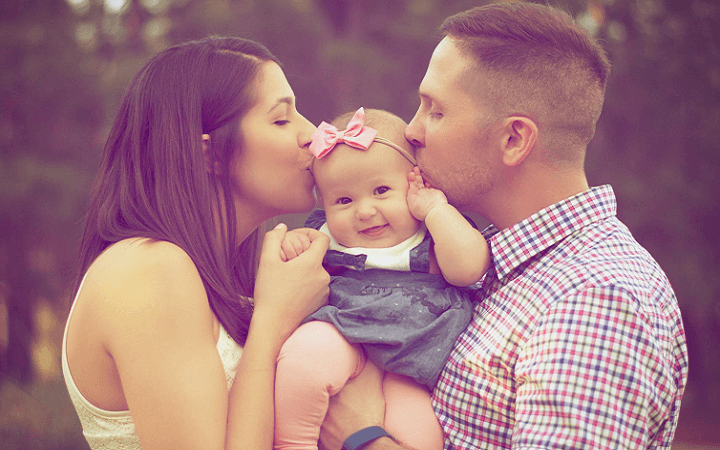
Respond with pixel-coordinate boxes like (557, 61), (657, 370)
(499, 116), (538, 167)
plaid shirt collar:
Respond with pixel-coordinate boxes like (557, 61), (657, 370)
(481, 185), (617, 280)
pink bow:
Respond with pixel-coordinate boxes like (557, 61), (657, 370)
(309, 107), (378, 159)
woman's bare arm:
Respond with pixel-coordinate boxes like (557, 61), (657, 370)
(226, 224), (330, 450)
(89, 225), (328, 450)
(95, 240), (231, 450)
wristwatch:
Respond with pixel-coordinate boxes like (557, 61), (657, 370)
(342, 426), (394, 450)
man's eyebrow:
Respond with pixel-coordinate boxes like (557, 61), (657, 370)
(418, 92), (432, 103)
(267, 96), (294, 114)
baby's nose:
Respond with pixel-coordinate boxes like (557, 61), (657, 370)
(356, 203), (377, 220)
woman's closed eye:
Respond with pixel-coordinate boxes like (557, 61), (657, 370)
(274, 119), (290, 126)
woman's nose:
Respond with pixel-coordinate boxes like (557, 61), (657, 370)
(298, 114), (316, 149)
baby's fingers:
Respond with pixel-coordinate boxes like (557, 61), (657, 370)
(407, 169), (417, 184)
(296, 229), (330, 263)
(410, 167), (427, 189)
(280, 238), (299, 261)
(412, 167), (436, 189)
(293, 229), (314, 250)
(292, 227), (328, 244)
(282, 232), (311, 261)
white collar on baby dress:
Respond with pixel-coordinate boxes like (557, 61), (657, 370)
(319, 223), (427, 272)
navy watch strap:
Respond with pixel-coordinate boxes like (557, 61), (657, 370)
(342, 426), (393, 450)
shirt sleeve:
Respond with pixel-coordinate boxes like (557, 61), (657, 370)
(512, 285), (681, 450)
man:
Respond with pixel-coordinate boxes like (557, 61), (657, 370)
(320, 2), (688, 450)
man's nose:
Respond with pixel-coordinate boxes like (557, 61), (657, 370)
(405, 112), (425, 147)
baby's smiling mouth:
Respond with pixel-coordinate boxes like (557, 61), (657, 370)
(360, 224), (388, 237)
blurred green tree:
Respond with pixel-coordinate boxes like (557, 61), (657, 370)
(589, 0), (720, 414)
(0, 0), (104, 382)
(0, 0), (718, 447)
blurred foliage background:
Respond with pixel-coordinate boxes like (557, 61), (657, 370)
(0, 0), (718, 448)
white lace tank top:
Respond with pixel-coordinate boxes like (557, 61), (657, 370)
(61, 276), (244, 450)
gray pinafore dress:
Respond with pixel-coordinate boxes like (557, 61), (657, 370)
(305, 210), (476, 388)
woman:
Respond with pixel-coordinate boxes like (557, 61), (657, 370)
(62, 37), (330, 450)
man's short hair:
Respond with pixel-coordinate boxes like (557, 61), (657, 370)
(441, 2), (611, 163)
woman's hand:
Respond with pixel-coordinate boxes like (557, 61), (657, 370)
(319, 361), (386, 450)
(227, 224), (329, 450)
(253, 223), (330, 344)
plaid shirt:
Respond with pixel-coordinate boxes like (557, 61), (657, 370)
(432, 185), (688, 450)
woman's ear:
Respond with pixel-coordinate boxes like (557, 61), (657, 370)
(202, 133), (212, 171)
(202, 134), (222, 175)
(499, 116), (538, 167)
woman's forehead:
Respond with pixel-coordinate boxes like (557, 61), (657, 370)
(252, 61), (294, 107)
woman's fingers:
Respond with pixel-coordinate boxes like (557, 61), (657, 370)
(254, 224), (330, 341)
(262, 223), (288, 262)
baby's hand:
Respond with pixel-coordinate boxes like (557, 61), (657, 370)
(280, 228), (315, 261)
(407, 166), (448, 221)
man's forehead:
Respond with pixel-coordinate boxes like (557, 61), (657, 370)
(420, 38), (470, 95)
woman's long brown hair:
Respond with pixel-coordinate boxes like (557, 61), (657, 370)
(76, 37), (279, 345)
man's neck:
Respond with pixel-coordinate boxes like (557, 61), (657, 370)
(482, 168), (589, 231)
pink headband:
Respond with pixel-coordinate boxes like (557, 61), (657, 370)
(309, 107), (416, 167)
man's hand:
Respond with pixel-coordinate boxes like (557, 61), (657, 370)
(319, 361), (386, 450)
(407, 167), (448, 221)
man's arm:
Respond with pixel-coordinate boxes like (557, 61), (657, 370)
(320, 362), (409, 450)
(514, 285), (684, 449)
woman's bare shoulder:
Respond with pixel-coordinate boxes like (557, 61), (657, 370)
(95, 237), (195, 271)
(68, 239), (217, 412)
(81, 238), (211, 322)
(90, 238), (197, 284)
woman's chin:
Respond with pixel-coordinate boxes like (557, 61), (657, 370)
(297, 195), (319, 213)
(282, 194), (317, 215)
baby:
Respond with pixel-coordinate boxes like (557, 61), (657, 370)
(274, 108), (490, 450)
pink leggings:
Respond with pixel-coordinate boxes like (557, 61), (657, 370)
(274, 321), (444, 450)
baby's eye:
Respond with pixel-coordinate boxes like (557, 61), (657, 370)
(337, 197), (352, 205)
(374, 186), (390, 195)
